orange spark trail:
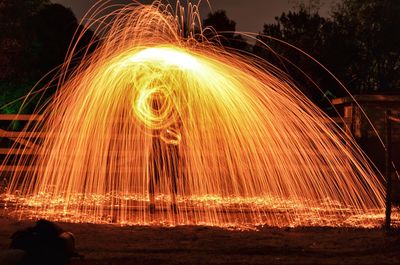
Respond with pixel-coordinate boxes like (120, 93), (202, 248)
(1, 1), (387, 228)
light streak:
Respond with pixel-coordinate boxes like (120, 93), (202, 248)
(1, 1), (388, 228)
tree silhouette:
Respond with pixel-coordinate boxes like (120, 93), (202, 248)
(331, 0), (400, 93)
(31, 4), (79, 76)
(254, 6), (333, 105)
(202, 10), (249, 52)
(0, 1), (95, 114)
(0, 0), (49, 80)
(254, 0), (400, 102)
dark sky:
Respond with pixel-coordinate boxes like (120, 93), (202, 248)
(52, 0), (338, 33)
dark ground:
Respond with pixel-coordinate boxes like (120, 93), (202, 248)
(0, 216), (399, 265)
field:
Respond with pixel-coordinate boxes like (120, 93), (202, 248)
(0, 215), (399, 265)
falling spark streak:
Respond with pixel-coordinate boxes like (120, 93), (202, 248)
(1, 1), (388, 228)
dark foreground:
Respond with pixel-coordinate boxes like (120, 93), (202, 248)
(0, 216), (399, 265)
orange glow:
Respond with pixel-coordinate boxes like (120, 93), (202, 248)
(1, 1), (389, 228)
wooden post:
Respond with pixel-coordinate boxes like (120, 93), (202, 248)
(385, 110), (393, 231)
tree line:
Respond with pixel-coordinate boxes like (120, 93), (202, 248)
(0, 0), (94, 113)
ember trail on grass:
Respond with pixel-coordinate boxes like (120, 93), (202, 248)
(2, 1), (388, 228)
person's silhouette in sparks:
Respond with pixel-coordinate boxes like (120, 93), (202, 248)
(148, 95), (182, 213)
(6, 219), (82, 265)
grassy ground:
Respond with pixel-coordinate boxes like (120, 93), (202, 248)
(0, 216), (399, 265)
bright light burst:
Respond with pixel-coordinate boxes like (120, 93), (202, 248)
(2, 1), (387, 228)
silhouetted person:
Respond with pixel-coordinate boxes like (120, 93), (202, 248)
(149, 97), (181, 213)
(8, 219), (80, 265)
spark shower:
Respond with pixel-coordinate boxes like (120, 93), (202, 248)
(2, 1), (386, 227)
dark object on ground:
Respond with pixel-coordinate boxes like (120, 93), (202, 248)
(9, 219), (82, 265)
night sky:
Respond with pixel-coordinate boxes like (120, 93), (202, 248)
(52, 0), (338, 34)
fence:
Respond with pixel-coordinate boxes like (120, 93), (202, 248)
(0, 114), (42, 172)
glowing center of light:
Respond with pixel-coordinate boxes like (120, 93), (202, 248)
(129, 47), (201, 70)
